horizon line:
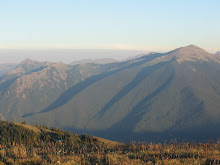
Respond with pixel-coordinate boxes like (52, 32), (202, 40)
(0, 45), (218, 54)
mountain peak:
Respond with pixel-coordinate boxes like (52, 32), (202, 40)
(7, 59), (51, 76)
(175, 45), (208, 53)
(20, 58), (38, 65)
(167, 45), (215, 63)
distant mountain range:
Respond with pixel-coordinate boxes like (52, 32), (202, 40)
(70, 58), (118, 65)
(0, 63), (17, 76)
(0, 45), (220, 142)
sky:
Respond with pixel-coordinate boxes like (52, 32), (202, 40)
(0, 49), (148, 64)
(0, 0), (219, 62)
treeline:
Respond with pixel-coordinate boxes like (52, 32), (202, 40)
(0, 121), (99, 147)
(0, 121), (38, 145)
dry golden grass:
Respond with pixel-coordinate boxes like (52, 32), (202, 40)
(0, 141), (219, 164)
(13, 122), (61, 135)
(13, 122), (41, 134)
(0, 122), (219, 164)
(94, 136), (121, 148)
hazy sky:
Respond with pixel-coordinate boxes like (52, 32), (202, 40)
(0, 49), (148, 64)
(0, 0), (219, 52)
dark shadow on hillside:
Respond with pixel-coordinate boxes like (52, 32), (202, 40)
(63, 122), (220, 143)
(94, 61), (170, 120)
(26, 65), (48, 75)
(22, 112), (35, 118)
(108, 63), (175, 132)
(0, 77), (18, 96)
(170, 87), (205, 129)
(22, 53), (166, 118)
(0, 74), (7, 82)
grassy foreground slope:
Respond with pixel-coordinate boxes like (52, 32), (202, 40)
(0, 121), (219, 164)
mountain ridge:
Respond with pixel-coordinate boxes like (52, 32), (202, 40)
(70, 58), (118, 65)
(0, 45), (220, 142)
(164, 45), (217, 63)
